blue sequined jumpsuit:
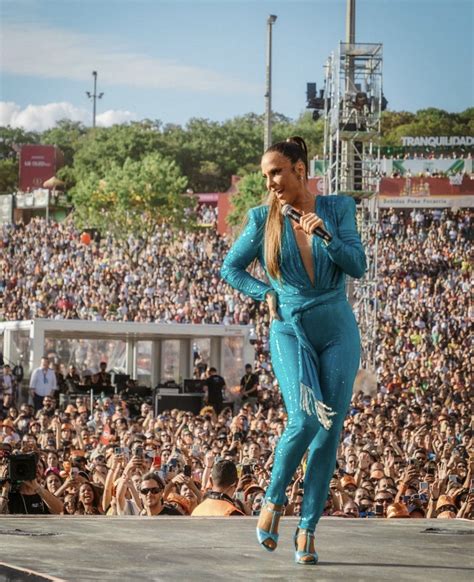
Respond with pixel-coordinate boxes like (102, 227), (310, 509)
(221, 195), (366, 531)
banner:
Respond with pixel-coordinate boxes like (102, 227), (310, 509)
(381, 158), (471, 177)
(19, 145), (64, 192)
(379, 176), (474, 208)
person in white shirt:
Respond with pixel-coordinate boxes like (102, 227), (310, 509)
(29, 357), (57, 412)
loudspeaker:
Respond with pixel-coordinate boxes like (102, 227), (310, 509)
(183, 379), (204, 394)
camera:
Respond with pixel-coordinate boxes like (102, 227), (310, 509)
(9, 453), (37, 482)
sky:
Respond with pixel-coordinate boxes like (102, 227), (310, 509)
(0, 0), (473, 131)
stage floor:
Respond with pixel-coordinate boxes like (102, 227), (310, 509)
(0, 516), (473, 582)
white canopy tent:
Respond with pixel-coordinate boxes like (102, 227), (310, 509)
(0, 319), (253, 390)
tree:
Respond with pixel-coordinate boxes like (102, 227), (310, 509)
(226, 172), (266, 228)
(71, 121), (165, 187)
(0, 127), (40, 160)
(0, 159), (18, 193)
(42, 120), (87, 168)
(71, 152), (192, 239)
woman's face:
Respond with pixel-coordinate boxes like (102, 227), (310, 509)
(46, 474), (61, 493)
(261, 151), (303, 207)
(47, 452), (59, 468)
(79, 483), (94, 505)
(64, 494), (77, 514)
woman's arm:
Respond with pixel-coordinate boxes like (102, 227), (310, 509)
(324, 196), (367, 279)
(220, 208), (273, 300)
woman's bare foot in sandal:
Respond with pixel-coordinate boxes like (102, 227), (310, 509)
(296, 531), (316, 561)
(256, 502), (283, 550)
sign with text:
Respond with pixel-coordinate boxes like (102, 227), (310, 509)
(19, 145), (64, 192)
(401, 136), (473, 147)
(379, 176), (474, 207)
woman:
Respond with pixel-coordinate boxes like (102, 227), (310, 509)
(221, 137), (366, 565)
(75, 482), (102, 515)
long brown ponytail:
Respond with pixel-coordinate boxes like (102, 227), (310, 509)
(264, 136), (309, 280)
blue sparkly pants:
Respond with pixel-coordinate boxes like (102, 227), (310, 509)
(265, 299), (360, 531)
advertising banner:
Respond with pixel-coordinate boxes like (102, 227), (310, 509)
(379, 176), (474, 208)
(19, 145), (64, 192)
(381, 158), (471, 177)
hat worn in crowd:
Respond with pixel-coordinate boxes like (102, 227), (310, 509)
(386, 502), (410, 518)
(370, 470), (385, 480)
(244, 484), (265, 500)
(436, 495), (456, 512)
(167, 493), (191, 515)
(341, 475), (357, 489)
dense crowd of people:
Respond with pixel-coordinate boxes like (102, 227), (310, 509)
(0, 205), (472, 519)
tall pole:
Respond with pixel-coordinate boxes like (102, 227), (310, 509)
(264, 14), (277, 152)
(346, 0), (356, 45)
(92, 71), (97, 128)
(86, 70), (104, 128)
(345, 0), (356, 90)
(344, 0), (356, 191)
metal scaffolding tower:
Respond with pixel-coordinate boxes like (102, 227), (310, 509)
(322, 41), (383, 371)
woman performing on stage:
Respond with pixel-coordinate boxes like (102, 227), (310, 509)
(221, 137), (366, 565)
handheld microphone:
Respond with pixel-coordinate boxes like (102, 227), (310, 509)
(281, 203), (332, 243)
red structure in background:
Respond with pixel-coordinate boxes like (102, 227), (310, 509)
(217, 175), (241, 236)
(19, 145), (64, 192)
(379, 176), (474, 197)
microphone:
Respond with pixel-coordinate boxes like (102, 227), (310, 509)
(281, 203), (332, 243)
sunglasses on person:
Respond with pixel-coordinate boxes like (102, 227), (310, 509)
(140, 487), (163, 495)
(375, 497), (393, 504)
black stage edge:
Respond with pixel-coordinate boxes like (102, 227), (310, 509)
(0, 516), (473, 582)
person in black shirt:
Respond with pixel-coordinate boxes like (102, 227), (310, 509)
(203, 367), (226, 414)
(240, 364), (259, 404)
(65, 365), (81, 393)
(93, 362), (112, 388)
(139, 472), (182, 516)
(3, 458), (63, 515)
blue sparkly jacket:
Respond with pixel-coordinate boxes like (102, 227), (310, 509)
(220, 195), (367, 427)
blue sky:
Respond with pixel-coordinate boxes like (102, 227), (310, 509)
(0, 0), (472, 130)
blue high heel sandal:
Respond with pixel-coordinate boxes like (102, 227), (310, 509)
(294, 528), (318, 565)
(256, 503), (283, 552)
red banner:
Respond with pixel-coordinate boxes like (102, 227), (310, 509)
(19, 145), (64, 192)
(380, 176), (474, 197)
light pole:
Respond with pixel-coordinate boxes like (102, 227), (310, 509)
(264, 14), (277, 152)
(86, 70), (104, 128)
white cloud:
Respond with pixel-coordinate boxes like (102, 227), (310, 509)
(96, 109), (136, 127)
(1, 22), (258, 94)
(0, 101), (136, 132)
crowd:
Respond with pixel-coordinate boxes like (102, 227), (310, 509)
(0, 205), (472, 519)
(383, 151), (472, 160)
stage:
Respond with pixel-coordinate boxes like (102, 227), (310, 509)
(0, 516), (472, 581)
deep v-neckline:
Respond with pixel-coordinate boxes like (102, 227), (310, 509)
(287, 196), (320, 288)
